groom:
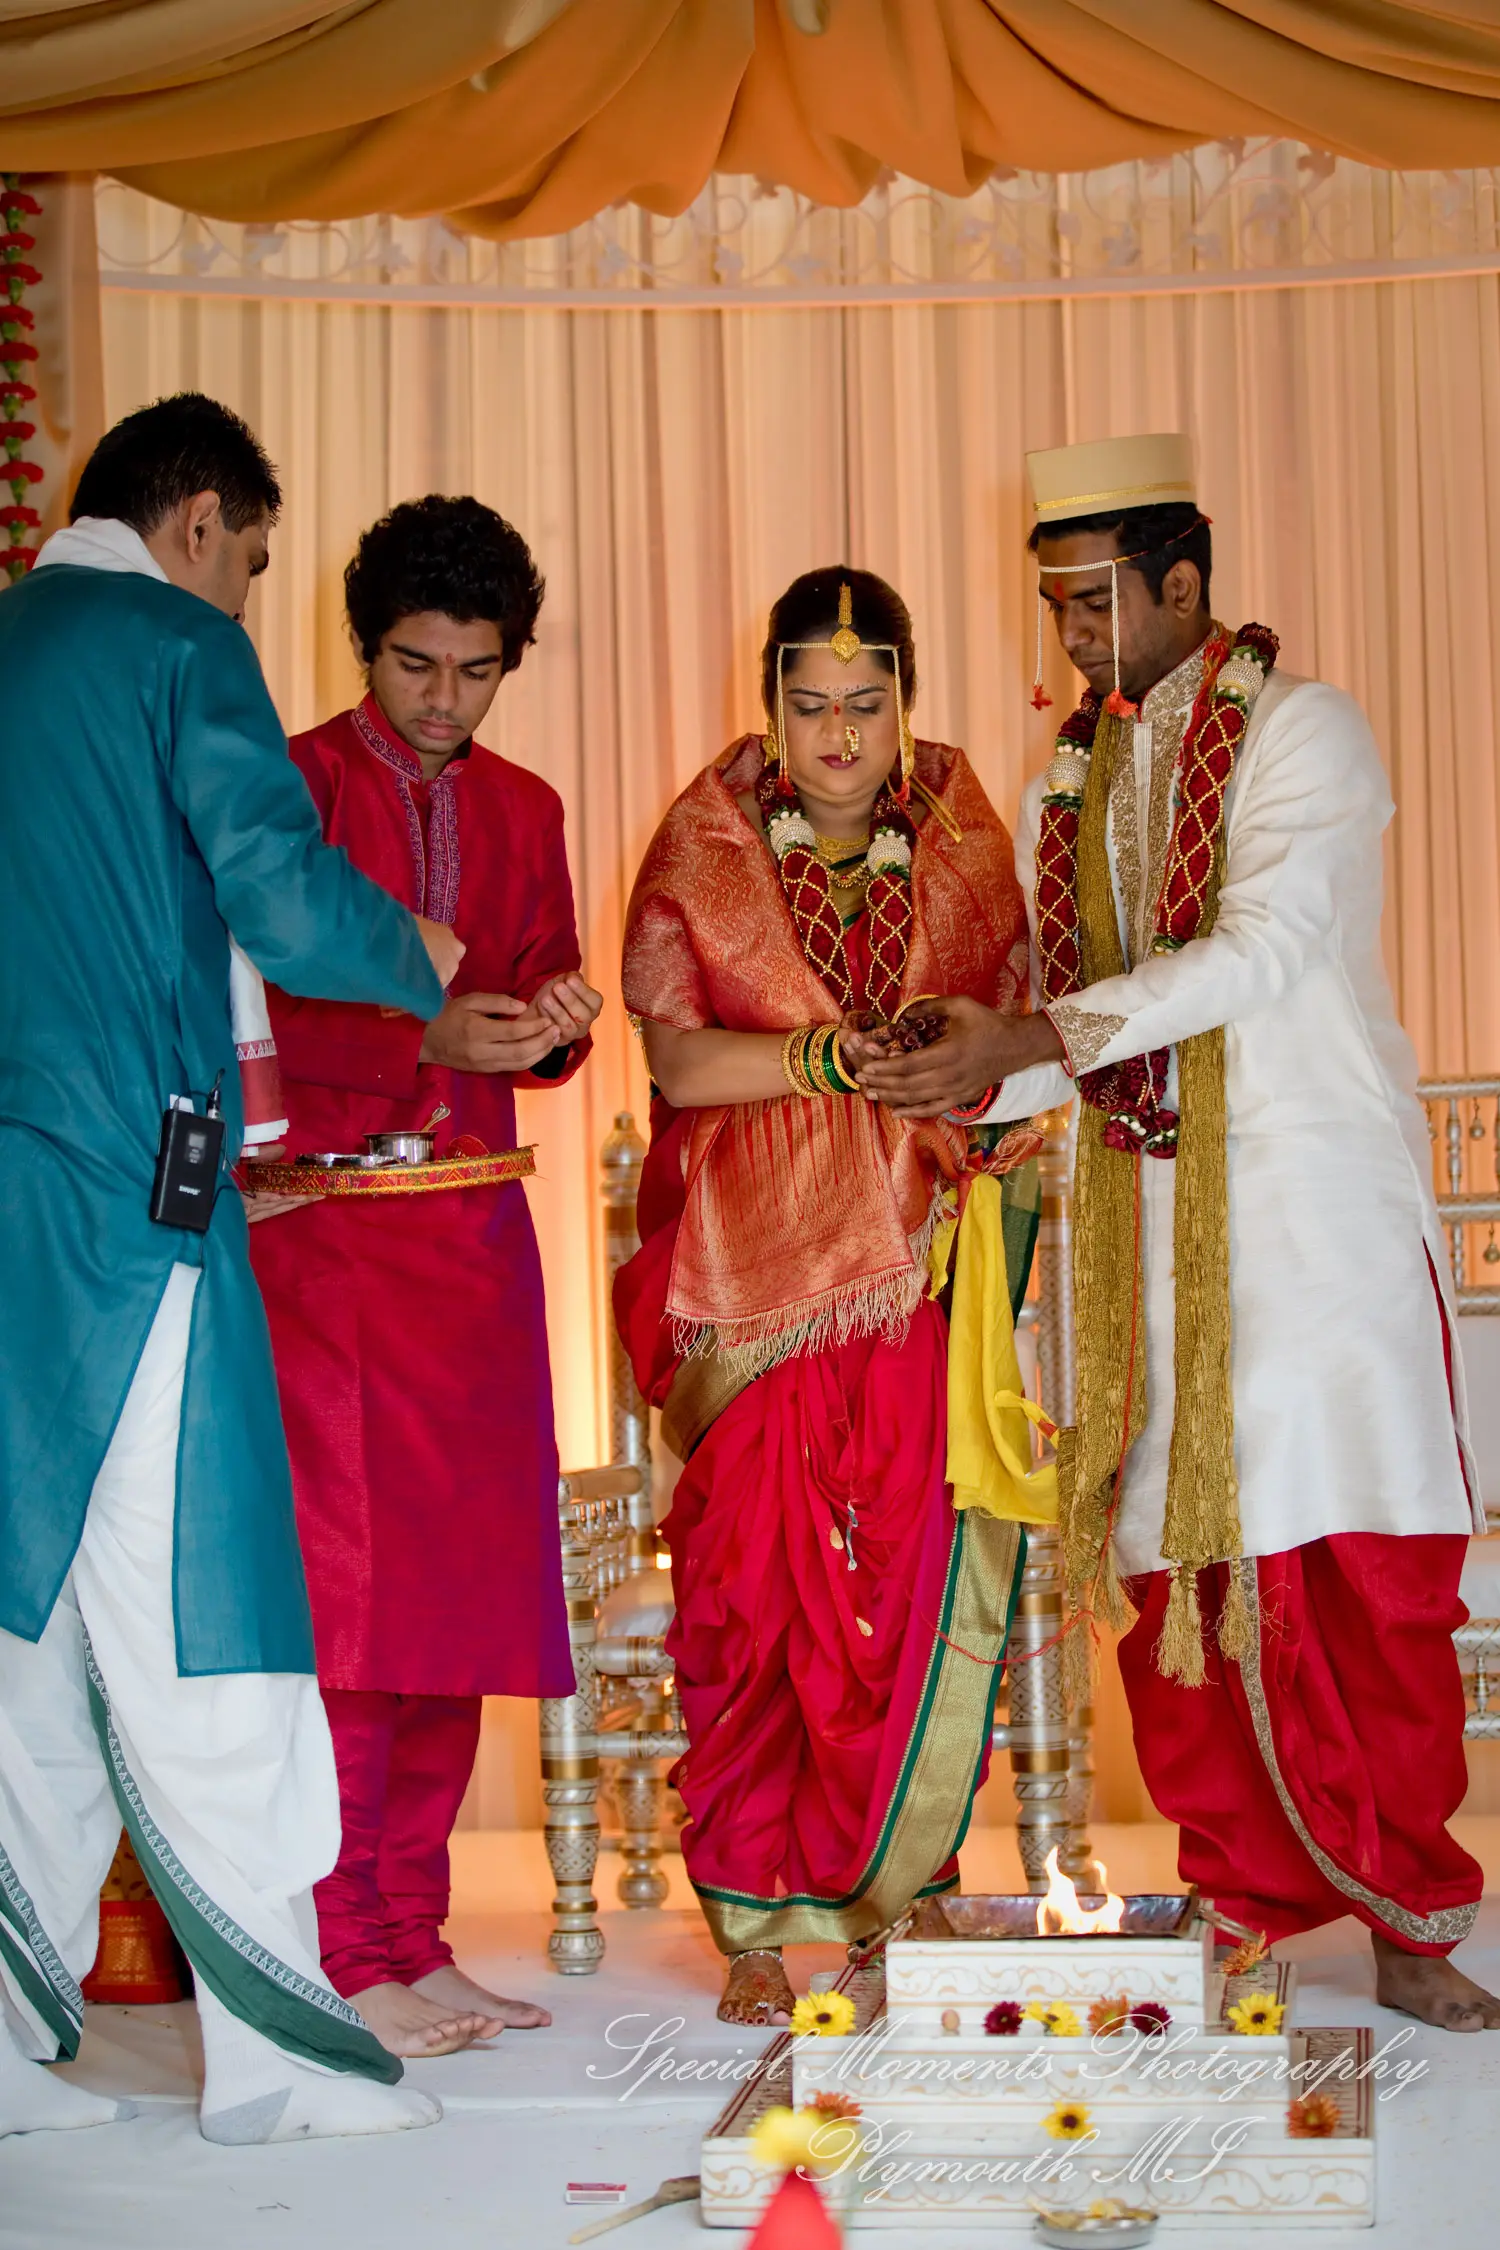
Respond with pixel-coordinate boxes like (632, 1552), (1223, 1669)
(859, 433), (1495, 2034)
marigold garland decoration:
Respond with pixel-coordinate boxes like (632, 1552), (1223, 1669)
(1287, 2092), (1341, 2139)
(790, 1990), (857, 2039)
(1025, 2000), (1083, 2039)
(1032, 623), (1278, 1155)
(1128, 2002), (1172, 2038)
(1087, 1994), (1130, 2037)
(1042, 2100), (1094, 2141)
(984, 2000), (1023, 2036)
(0, 175), (42, 583)
(1227, 1991), (1285, 2037)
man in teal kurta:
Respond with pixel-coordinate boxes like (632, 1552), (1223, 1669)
(0, 394), (467, 2145)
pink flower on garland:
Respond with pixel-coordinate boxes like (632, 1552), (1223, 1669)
(1129, 2002), (1171, 2038)
(983, 2001), (1023, 2036)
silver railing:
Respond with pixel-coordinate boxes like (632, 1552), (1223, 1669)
(1421, 1076), (1500, 1313)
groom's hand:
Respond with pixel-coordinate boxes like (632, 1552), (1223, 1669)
(854, 998), (1065, 1118)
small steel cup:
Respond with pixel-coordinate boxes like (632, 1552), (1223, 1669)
(363, 1131), (436, 1166)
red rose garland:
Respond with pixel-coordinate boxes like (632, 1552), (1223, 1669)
(1033, 624), (1279, 1154)
(0, 174), (42, 584)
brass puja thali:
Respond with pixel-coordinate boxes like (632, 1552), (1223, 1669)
(240, 1142), (536, 1198)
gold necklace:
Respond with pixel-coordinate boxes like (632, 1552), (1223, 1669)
(812, 833), (872, 893)
(812, 831), (869, 862)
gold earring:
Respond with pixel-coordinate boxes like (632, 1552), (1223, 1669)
(763, 722), (778, 765)
(900, 712), (915, 786)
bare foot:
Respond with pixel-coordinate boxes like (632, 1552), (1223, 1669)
(1371, 1934), (1500, 2032)
(718, 1950), (795, 2027)
(350, 1979), (489, 2057)
(411, 1964), (551, 2033)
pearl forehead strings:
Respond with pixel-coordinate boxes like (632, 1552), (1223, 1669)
(1031, 516), (1210, 721)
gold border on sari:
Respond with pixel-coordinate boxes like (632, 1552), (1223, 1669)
(693, 1510), (1025, 1951)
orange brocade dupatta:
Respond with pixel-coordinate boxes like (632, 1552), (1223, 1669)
(620, 736), (1034, 1382)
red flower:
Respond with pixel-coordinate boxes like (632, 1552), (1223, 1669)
(1129, 2002), (1171, 2037)
(984, 2001), (1023, 2036)
(0, 502), (40, 527)
(2, 192), (42, 218)
(0, 233), (36, 254)
(0, 420), (34, 442)
(7, 459), (43, 485)
(5, 264), (41, 290)
(0, 339), (38, 362)
(1, 305), (35, 330)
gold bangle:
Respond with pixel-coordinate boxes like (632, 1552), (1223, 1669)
(824, 1026), (859, 1095)
(796, 1028), (824, 1097)
(781, 1026), (818, 1097)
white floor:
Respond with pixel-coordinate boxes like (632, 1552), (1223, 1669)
(4, 1824), (1500, 2249)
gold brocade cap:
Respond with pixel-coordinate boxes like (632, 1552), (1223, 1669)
(1026, 433), (1195, 525)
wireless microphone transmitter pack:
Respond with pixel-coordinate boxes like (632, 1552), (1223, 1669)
(150, 1096), (225, 1234)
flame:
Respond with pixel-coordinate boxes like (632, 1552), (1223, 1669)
(1035, 1848), (1126, 1935)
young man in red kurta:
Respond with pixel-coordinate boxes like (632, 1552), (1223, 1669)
(249, 497), (600, 2058)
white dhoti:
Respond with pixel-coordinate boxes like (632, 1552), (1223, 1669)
(0, 1267), (436, 2141)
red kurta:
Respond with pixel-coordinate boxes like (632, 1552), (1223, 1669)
(249, 693), (579, 1699)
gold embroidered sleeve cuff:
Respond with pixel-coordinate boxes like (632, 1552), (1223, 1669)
(1046, 1000), (1129, 1078)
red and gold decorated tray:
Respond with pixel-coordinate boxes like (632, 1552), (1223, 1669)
(241, 1145), (535, 1198)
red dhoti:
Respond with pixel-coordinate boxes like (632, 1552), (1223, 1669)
(1120, 1534), (1481, 1954)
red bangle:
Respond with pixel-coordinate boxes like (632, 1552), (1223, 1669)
(948, 1085), (999, 1124)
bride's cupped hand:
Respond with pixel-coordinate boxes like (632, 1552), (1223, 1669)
(836, 1009), (896, 1088)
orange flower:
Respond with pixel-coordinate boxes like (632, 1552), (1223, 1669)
(1222, 1932), (1270, 1978)
(808, 2092), (862, 2120)
(1088, 1994), (1131, 2036)
(1287, 2093), (1341, 2139)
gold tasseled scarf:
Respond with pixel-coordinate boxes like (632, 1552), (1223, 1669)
(1060, 709), (1251, 1683)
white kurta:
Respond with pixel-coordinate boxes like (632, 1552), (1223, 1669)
(990, 657), (1480, 1570)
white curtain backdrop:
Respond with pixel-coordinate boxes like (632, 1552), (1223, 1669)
(98, 164), (1500, 1821)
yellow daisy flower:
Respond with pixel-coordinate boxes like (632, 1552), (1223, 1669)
(751, 2107), (823, 2173)
(1227, 1991), (1285, 2037)
(1042, 2099), (1094, 2141)
(790, 1989), (857, 2038)
(751, 2103), (860, 2174)
(1024, 1999), (1083, 2038)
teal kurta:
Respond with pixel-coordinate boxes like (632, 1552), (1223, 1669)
(0, 566), (443, 1675)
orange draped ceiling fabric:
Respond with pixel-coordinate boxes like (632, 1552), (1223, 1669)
(5, 3), (1500, 235)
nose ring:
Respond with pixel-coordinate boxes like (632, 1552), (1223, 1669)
(840, 724), (859, 765)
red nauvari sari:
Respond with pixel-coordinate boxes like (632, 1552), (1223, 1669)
(617, 735), (1038, 1951)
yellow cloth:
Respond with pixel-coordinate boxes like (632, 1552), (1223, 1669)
(945, 1175), (1058, 1527)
